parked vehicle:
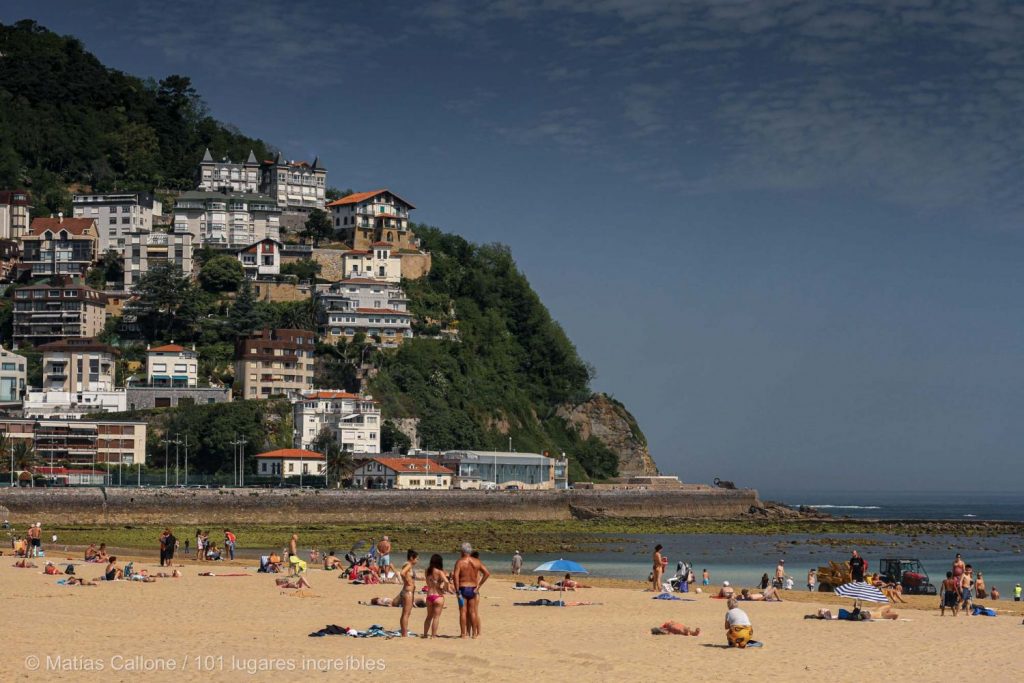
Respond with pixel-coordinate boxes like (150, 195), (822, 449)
(878, 558), (937, 595)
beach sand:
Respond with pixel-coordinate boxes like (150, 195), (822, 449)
(3, 553), (1022, 682)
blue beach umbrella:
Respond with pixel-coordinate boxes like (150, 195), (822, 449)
(834, 581), (889, 606)
(533, 559), (589, 605)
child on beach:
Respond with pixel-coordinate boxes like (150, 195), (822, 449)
(702, 569), (709, 586)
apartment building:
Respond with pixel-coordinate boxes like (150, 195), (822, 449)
(198, 148), (260, 193)
(235, 328), (316, 399)
(146, 343), (198, 387)
(23, 338), (125, 417)
(292, 390), (381, 453)
(327, 189), (417, 250)
(173, 190), (281, 249)
(72, 191), (162, 254)
(235, 237), (282, 279)
(0, 189), (31, 240)
(0, 239), (18, 282)
(12, 277), (107, 346)
(260, 153), (327, 212)
(20, 216), (98, 278)
(315, 278), (412, 347)
(0, 347), (27, 405)
(122, 230), (194, 289)
(0, 417), (147, 467)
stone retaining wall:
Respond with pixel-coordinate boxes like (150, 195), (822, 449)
(0, 487), (759, 525)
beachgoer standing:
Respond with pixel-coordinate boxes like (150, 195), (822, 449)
(1014, 583), (1022, 602)
(849, 550), (866, 582)
(725, 597), (753, 648)
(961, 565), (974, 614)
(453, 542), (491, 639)
(760, 573), (770, 590)
(941, 571), (959, 616)
(195, 529), (204, 562)
(422, 553), (451, 638)
(774, 559), (786, 588)
(159, 530), (170, 567)
(952, 553), (965, 585)
(651, 544), (665, 592)
(807, 568), (817, 592)
(165, 529), (177, 566)
(377, 536), (392, 571)
(224, 529), (236, 561)
(27, 522), (41, 558)
(702, 568), (710, 586)
(975, 571), (986, 599)
(511, 550), (523, 575)
(399, 549), (419, 637)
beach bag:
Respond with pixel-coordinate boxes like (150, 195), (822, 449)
(65, 564), (75, 575)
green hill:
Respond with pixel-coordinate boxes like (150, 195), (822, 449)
(0, 20), (657, 481)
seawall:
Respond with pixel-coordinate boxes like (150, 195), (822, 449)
(0, 487), (760, 525)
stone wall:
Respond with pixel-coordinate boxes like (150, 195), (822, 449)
(126, 386), (232, 410)
(0, 487), (759, 526)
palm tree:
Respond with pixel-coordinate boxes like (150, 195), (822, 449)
(0, 432), (11, 485)
(12, 440), (37, 487)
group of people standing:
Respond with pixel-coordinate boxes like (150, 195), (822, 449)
(396, 542), (491, 639)
(941, 552), (989, 615)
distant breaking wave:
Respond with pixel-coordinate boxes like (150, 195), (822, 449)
(802, 505), (882, 510)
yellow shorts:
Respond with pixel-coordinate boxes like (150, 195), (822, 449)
(728, 625), (753, 648)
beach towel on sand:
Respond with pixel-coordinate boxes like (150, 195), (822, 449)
(308, 624), (410, 638)
(513, 585), (548, 591)
(652, 593), (695, 601)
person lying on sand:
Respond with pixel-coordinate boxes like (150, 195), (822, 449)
(13, 559), (37, 568)
(740, 587), (783, 602)
(717, 581), (735, 598)
(65, 576), (97, 586)
(558, 574), (592, 589)
(651, 620), (701, 636)
(359, 592), (427, 608)
(129, 570), (157, 583)
(536, 576), (556, 589)
(276, 576), (312, 589)
(153, 570), (182, 578)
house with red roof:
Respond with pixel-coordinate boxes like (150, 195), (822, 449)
(254, 448), (326, 479)
(20, 214), (99, 278)
(326, 189), (417, 251)
(147, 343), (198, 388)
(351, 457), (453, 490)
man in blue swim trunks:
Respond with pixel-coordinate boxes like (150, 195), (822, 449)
(453, 542), (490, 639)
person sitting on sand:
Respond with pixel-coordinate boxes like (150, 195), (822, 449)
(882, 583), (907, 604)
(990, 586), (1000, 600)
(96, 543), (109, 562)
(652, 620), (701, 636)
(559, 574), (592, 590)
(725, 598), (753, 648)
(537, 575), (556, 589)
(717, 581), (735, 599)
(206, 543), (222, 561)
(103, 557), (122, 581)
(13, 537), (27, 557)
(324, 551), (342, 570)
(43, 561), (60, 575)
(276, 575), (312, 589)
(84, 544), (99, 562)
(267, 553), (282, 572)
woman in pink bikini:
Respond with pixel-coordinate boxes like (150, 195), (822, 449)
(422, 554), (452, 638)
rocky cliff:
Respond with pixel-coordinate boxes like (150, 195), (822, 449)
(558, 393), (659, 476)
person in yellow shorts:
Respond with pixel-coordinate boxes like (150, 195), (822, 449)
(725, 597), (753, 648)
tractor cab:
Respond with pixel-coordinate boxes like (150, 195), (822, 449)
(878, 558), (937, 595)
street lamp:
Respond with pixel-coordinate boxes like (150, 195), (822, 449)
(160, 437), (175, 486)
(183, 434), (190, 486)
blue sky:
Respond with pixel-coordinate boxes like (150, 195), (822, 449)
(5, 1), (1024, 491)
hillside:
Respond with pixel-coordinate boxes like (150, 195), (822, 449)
(0, 20), (658, 481)
(0, 20), (274, 214)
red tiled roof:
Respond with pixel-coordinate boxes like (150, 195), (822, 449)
(368, 457), (453, 475)
(356, 308), (411, 316)
(149, 344), (186, 353)
(326, 189), (416, 209)
(302, 391), (364, 400)
(254, 448), (325, 460)
(29, 217), (96, 236)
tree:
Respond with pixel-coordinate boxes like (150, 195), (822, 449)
(280, 258), (321, 283)
(312, 428), (353, 488)
(198, 254), (245, 293)
(325, 187), (353, 202)
(126, 262), (205, 340)
(381, 420), (411, 454)
(13, 439), (36, 471)
(228, 278), (257, 339)
(301, 209), (333, 247)
(86, 249), (124, 289)
(0, 432), (10, 479)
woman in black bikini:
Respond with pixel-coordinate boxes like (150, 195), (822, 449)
(104, 556), (120, 581)
(422, 554), (451, 639)
(399, 549), (419, 637)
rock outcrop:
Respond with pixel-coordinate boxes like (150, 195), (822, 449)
(558, 393), (659, 476)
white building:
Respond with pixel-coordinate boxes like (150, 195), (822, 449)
(439, 451), (569, 490)
(123, 230), (194, 290)
(173, 190), (281, 249)
(0, 190), (31, 240)
(198, 148), (260, 194)
(259, 153), (327, 212)
(235, 237), (282, 279)
(146, 343), (199, 388)
(340, 242), (402, 282)
(0, 347), (27, 405)
(23, 338), (126, 418)
(351, 457), (453, 490)
(254, 448), (325, 478)
(72, 191), (162, 254)
(292, 390), (381, 453)
(314, 278), (412, 347)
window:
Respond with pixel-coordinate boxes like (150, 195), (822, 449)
(121, 217), (130, 224)
(288, 463), (294, 473)
(109, 217), (117, 224)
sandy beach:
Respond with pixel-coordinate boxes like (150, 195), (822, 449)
(3, 549), (1023, 682)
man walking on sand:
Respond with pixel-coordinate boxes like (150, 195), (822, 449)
(453, 542), (490, 639)
(377, 536), (392, 571)
(28, 522), (42, 558)
(849, 550), (866, 582)
(511, 550), (523, 575)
